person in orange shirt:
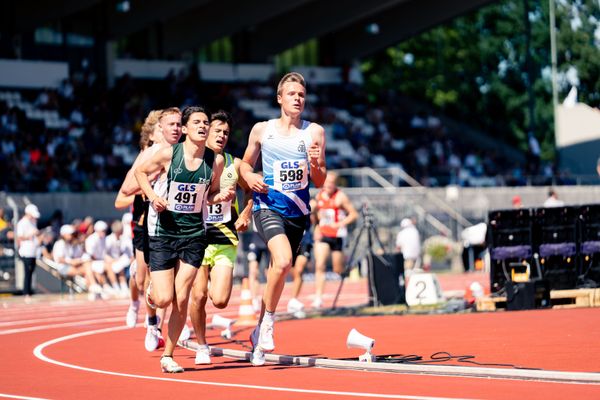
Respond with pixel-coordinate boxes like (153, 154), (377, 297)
(311, 172), (358, 308)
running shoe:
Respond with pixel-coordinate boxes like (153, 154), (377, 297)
(125, 300), (139, 328)
(179, 323), (191, 341)
(145, 325), (160, 352)
(249, 325), (265, 367)
(146, 281), (157, 310)
(160, 356), (184, 373)
(194, 345), (211, 365)
(311, 297), (323, 309)
(258, 319), (275, 352)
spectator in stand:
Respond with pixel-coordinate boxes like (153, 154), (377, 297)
(83, 220), (113, 299)
(104, 220), (133, 297)
(46, 224), (96, 289)
(543, 188), (565, 208)
(512, 195), (523, 209)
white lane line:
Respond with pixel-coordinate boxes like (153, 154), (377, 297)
(0, 317), (127, 335)
(0, 394), (50, 399)
(33, 325), (474, 400)
(0, 311), (129, 327)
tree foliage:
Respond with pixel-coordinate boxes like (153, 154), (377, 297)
(362, 0), (600, 160)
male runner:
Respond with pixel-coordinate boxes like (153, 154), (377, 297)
(189, 110), (252, 365)
(240, 72), (326, 366)
(135, 106), (234, 373)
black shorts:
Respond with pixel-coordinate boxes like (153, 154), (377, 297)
(298, 241), (313, 260)
(148, 235), (207, 272)
(319, 236), (344, 252)
(247, 242), (269, 264)
(253, 209), (309, 262)
(132, 225), (150, 264)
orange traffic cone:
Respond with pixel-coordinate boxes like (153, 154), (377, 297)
(235, 278), (258, 327)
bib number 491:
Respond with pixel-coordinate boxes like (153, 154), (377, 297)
(174, 192), (197, 204)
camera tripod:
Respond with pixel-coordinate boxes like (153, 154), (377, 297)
(331, 202), (389, 309)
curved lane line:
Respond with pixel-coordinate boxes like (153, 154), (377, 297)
(32, 325), (472, 400)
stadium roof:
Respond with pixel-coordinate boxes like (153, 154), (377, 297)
(6, 0), (496, 63)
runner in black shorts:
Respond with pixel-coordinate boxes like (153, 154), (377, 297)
(135, 106), (233, 373)
(240, 72), (327, 366)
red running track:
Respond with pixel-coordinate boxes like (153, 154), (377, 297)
(1, 275), (600, 400)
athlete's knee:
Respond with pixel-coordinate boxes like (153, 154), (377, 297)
(191, 289), (208, 308)
(212, 297), (229, 309)
(271, 255), (292, 273)
(153, 292), (173, 309)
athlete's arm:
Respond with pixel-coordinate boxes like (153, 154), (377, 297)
(308, 124), (327, 188)
(120, 145), (168, 196)
(234, 158), (253, 233)
(336, 191), (358, 228)
(207, 154), (235, 204)
(310, 198), (323, 242)
(134, 146), (172, 212)
(240, 122), (269, 194)
(114, 191), (135, 210)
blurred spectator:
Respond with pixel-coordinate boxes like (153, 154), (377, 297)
(512, 195), (523, 209)
(16, 204), (41, 300)
(543, 188), (565, 208)
(395, 218), (421, 273)
(45, 224), (92, 286)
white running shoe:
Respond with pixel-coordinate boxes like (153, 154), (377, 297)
(179, 324), (191, 341)
(145, 325), (160, 352)
(311, 297), (323, 309)
(287, 298), (304, 313)
(258, 320), (274, 352)
(125, 301), (139, 328)
(160, 356), (184, 373)
(249, 325), (265, 366)
(194, 345), (211, 365)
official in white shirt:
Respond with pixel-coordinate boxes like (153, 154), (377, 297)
(16, 204), (41, 298)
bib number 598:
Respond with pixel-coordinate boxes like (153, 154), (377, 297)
(279, 169), (303, 182)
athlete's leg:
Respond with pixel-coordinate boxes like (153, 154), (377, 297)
(149, 269), (175, 308)
(291, 254), (307, 299)
(209, 263), (234, 308)
(331, 249), (345, 275)
(248, 257), (261, 309)
(162, 261), (198, 358)
(259, 234), (293, 320)
(190, 265), (209, 346)
(313, 241), (331, 302)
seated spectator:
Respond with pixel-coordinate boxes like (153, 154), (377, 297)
(543, 188), (565, 208)
(104, 220), (133, 297)
(83, 220), (114, 298)
(45, 224), (97, 290)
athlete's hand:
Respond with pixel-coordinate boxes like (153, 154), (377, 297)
(151, 196), (167, 212)
(308, 143), (320, 164)
(234, 215), (251, 232)
(247, 172), (269, 194)
(216, 185), (236, 203)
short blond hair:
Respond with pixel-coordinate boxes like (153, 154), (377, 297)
(277, 72), (306, 95)
(159, 107), (181, 121)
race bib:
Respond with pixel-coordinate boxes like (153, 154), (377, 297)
(319, 209), (336, 226)
(203, 201), (232, 223)
(166, 181), (207, 213)
(273, 159), (308, 192)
